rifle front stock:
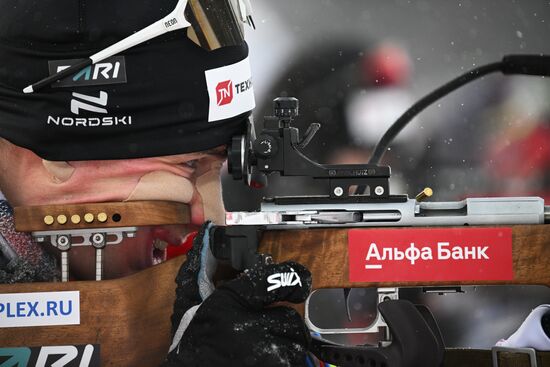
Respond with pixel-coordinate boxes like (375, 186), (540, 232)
(0, 224), (547, 367)
(259, 225), (550, 288)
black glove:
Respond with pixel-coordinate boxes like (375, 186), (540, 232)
(163, 223), (313, 367)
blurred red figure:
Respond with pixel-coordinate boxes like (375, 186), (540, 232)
(487, 120), (550, 201)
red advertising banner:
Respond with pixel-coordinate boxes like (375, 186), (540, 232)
(348, 227), (513, 283)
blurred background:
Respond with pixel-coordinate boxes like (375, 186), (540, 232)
(223, 0), (550, 350)
(224, 0), (550, 209)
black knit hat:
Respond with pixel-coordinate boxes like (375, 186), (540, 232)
(0, 0), (254, 160)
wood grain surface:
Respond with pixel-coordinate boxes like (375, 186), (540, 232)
(0, 255), (185, 367)
(260, 225), (550, 288)
(14, 201), (191, 232)
(0, 224), (548, 367)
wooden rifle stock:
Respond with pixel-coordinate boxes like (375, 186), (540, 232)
(261, 225), (550, 288)
(0, 224), (548, 367)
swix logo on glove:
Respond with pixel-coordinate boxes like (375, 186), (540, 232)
(267, 268), (303, 292)
(205, 57), (255, 122)
(349, 228), (513, 283)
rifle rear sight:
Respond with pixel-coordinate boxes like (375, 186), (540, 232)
(228, 97), (406, 204)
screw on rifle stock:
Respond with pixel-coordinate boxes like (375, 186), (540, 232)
(263, 254), (274, 265)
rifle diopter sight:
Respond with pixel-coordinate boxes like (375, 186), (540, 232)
(228, 97), (406, 205)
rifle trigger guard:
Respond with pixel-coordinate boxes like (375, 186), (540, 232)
(310, 300), (445, 367)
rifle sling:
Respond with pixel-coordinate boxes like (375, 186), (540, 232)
(444, 348), (550, 367)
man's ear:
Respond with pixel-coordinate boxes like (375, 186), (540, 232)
(42, 160), (75, 183)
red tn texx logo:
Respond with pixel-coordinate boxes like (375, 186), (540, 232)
(216, 80), (234, 106)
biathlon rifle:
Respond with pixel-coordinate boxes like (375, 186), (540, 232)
(214, 55), (550, 367)
(2, 55), (550, 367)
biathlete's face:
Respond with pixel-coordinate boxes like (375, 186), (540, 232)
(0, 139), (227, 279)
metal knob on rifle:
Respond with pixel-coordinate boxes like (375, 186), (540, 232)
(228, 135), (246, 181)
(273, 97), (299, 119)
(253, 134), (278, 159)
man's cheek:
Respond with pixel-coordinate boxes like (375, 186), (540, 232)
(125, 171), (195, 203)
